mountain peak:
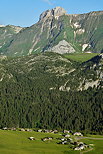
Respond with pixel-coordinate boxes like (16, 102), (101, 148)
(39, 7), (67, 21)
(0, 24), (6, 28)
(53, 7), (67, 16)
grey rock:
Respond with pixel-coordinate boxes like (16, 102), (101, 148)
(48, 40), (75, 54)
(39, 7), (66, 21)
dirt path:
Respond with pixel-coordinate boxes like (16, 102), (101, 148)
(76, 137), (103, 140)
(80, 148), (93, 154)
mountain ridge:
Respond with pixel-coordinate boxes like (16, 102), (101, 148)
(0, 7), (103, 57)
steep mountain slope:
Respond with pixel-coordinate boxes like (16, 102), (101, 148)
(0, 53), (103, 90)
(0, 53), (103, 131)
(0, 25), (23, 55)
(0, 7), (103, 57)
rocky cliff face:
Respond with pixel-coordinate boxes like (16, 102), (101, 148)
(0, 7), (103, 57)
(39, 7), (67, 21)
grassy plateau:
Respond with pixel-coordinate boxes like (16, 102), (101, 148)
(64, 53), (99, 62)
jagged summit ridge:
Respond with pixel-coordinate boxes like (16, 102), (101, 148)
(39, 7), (67, 20)
(1, 7), (103, 56)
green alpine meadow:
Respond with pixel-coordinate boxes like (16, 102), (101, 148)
(0, 129), (103, 154)
(0, 4), (103, 154)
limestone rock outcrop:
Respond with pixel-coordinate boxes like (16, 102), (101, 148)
(39, 7), (67, 21)
(48, 40), (75, 54)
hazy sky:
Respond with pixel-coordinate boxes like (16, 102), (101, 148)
(0, 0), (103, 27)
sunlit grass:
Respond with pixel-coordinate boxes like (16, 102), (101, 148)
(0, 130), (103, 154)
(64, 53), (99, 62)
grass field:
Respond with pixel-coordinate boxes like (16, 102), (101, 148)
(64, 53), (99, 62)
(0, 130), (103, 154)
